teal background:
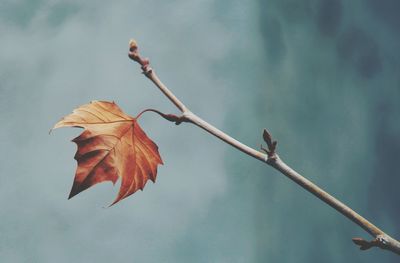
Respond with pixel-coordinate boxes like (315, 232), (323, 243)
(1, 0), (399, 262)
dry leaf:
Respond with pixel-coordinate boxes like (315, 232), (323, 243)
(53, 101), (163, 205)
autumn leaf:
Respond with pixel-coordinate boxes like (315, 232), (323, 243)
(53, 101), (163, 205)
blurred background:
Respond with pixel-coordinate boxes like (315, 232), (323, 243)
(1, 0), (400, 262)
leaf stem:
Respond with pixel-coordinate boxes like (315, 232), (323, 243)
(128, 39), (400, 255)
(135, 108), (187, 125)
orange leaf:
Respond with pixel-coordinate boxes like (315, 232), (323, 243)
(53, 101), (163, 205)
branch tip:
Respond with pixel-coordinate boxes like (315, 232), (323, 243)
(261, 128), (277, 160)
(128, 39), (152, 74)
(352, 236), (389, 251)
(129, 39), (138, 51)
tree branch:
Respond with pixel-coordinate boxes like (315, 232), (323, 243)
(128, 39), (400, 255)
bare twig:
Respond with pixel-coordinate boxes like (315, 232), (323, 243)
(128, 39), (400, 255)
